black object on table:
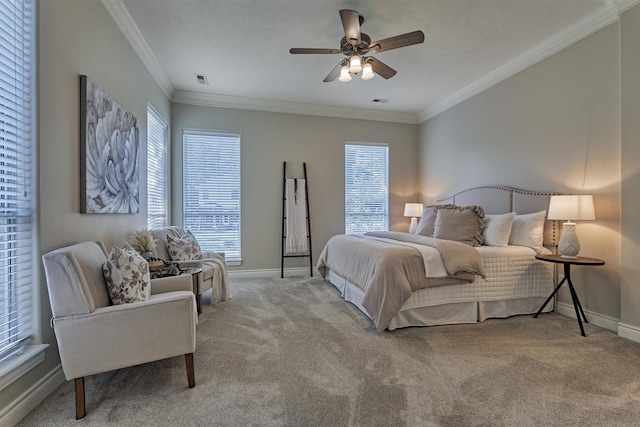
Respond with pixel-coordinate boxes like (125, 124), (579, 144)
(533, 254), (605, 337)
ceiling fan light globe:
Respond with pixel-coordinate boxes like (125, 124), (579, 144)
(361, 62), (374, 80)
(349, 55), (363, 73)
(339, 65), (352, 82)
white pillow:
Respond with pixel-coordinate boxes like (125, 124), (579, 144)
(482, 212), (516, 247)
(103, 242), (151, 305)
(509, 210), (546, 252)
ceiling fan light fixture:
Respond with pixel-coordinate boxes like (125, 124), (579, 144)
(349, 55), (363, 73)
(339, 64), (352, 82)
(361, 62), (374, 80)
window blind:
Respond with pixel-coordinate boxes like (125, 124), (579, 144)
(147, 106), (168, 229)
(345, 142), (389, 234)
(183, 130), (241, 261)
(0, 0), (35, 358)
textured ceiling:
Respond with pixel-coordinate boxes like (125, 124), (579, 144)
(113, 0), (629, 122)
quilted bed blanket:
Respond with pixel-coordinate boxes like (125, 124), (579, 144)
(317, 231), (485, 330)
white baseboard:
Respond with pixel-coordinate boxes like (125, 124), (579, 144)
(229, 267), (321, 279)
(555, 301), (620, 333)
(618, 322), (640, 344)
(0, 364), (65, 427)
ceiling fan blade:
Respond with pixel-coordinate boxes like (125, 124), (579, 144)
(370, 30), (425, 53)
(290, 48), (342, 54)
(339, 9), (361, 45)
(323, 62), (342, 82)
(368, 57), (397, 79)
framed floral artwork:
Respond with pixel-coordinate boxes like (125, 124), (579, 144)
(80, 75), (139, 213)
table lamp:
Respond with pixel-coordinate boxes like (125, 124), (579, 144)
(404, 203), (424, 234)
(547, 195), (595, 259)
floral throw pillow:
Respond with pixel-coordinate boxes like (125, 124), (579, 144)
(103, 242), (151, 305)
(167, 231), (203, 261)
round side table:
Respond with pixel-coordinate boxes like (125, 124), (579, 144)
(533, 254), (605, 337)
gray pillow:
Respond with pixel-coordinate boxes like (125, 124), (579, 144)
(433, 205), (485, 246)
(415, 204), (457, 236)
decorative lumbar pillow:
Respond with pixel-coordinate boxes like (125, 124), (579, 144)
(167, 230), (203, 261)
(103, 242), (151, 305)
(483, 212), (516, 247)
(415, 204), (457, 237)
(509, 210), (546, 252)
(433, 205), (485, 246)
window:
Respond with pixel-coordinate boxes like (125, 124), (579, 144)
(345, 142), (389, 234)
(147, 106), (168, 229)
(183, 130), (241, 261)
(0, 0), (36, 360)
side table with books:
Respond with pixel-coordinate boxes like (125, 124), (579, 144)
(149, 260), (204, 314)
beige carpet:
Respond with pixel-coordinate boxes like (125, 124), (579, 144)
(17, 276), (640, 426)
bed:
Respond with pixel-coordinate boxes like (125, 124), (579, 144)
(317, 186), (558, 331)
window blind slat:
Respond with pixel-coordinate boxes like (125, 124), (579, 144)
(345, 142), (389, 234)
(183, 130), (241, 260)
(0, 0), (34, 358)
(146, 106), (168, 229)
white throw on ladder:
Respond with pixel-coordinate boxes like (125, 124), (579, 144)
(285, 178), (308, 254)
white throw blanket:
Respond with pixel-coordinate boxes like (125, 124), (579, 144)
(358, 235), (449, 277)
(285, 178), (308, 254)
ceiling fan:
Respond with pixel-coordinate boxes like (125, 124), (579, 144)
(289, 9), (425, 82)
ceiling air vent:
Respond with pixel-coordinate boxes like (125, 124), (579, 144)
(195, 74), (209, 85)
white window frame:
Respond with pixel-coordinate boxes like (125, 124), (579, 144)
(146, 105), (169, 229)
(182, 130), (241, 264)
(0, 0), (47, 391)
(345, 141), (389, 234)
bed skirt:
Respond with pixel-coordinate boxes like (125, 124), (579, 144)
(326, 269), (553, 331)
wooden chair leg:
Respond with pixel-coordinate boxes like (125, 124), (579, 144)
(75, 377), (86, 419)
(185, 353), (195, 388)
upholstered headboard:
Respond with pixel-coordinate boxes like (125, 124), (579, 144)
(437, 185), (558, 246)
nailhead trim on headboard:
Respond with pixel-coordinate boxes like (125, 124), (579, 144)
(436, 185), (559, 247)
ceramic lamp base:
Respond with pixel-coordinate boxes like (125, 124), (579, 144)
(409, 217), (418, 234)
(558, 221), (580, 259)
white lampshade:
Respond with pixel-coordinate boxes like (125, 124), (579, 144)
(404, 203), (424, 217)
(361, 62), (374, 80)
(404, 203), (424, 234)
(349, 55), (362, 73)
(548, 195), (595, 259)
(548, 195), (595, 221)
(338, 64), (352, 82)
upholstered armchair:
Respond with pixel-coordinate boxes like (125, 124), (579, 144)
(151, 226), (229, 313)
(42, 241), (198, 419)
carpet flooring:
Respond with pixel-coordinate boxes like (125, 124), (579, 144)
(17, 276), (640, 426)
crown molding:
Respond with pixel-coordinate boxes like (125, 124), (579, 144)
(418, 0), (640, 123)
(100, 0), (416, 124)
(172, 91), (420, 124)
(102, 0), (638, 125)
(612, 0), (640, 14)
(100, 0), (174, 99)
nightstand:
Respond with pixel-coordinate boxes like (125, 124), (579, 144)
(533, 254), (605, 336)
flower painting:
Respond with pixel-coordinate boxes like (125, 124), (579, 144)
(80, 75), (139, 214)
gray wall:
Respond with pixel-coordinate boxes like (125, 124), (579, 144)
(1, 0), (170, 420)
(170, 104), (419, 272)
(418, 22), (622, 320)
(620, 4), (640, 331)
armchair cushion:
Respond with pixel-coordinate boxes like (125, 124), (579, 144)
(103, 242), (151, 305)
(166, 231), (202, 261)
